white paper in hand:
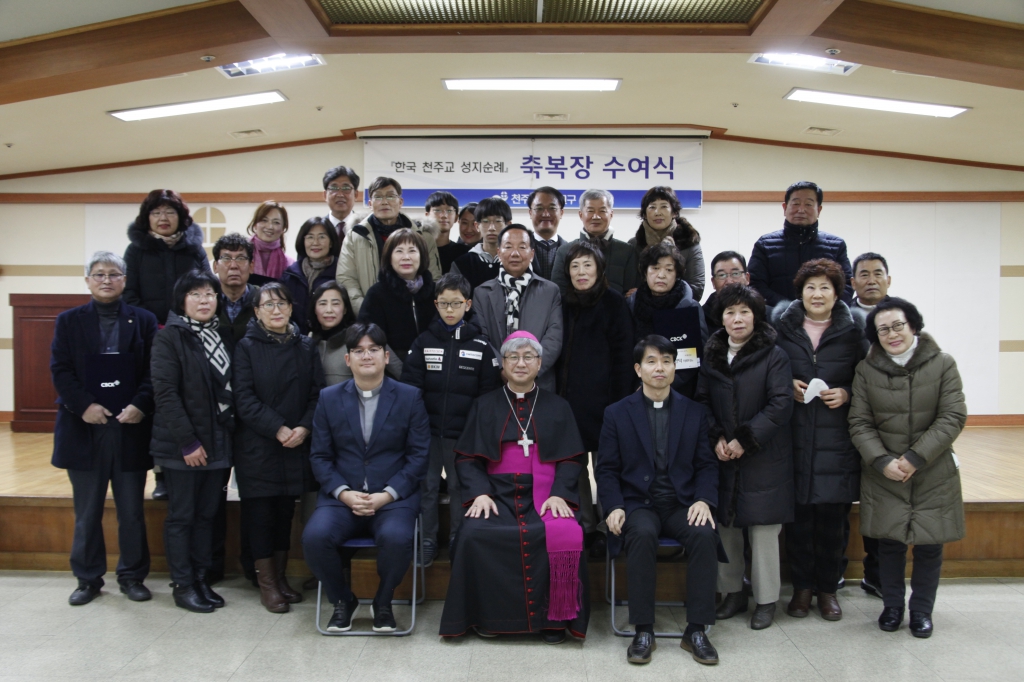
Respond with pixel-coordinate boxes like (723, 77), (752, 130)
(803, 378), (830, 404)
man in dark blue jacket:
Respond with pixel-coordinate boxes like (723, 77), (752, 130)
(596, 335), (721, 666)
(303, 322), (430, 633)
(50, 251), (159, 606)
(400, 273), (501, 566)
(747, 181), (853, 306)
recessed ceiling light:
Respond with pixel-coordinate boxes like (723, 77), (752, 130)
(109, 91), (287, 122)
(217, 54), (325, 78)
(750, 53), (860, 75)
(803, 126), (842, 137)
(784, 88), (968, 118)
(443, 78), (620, 92)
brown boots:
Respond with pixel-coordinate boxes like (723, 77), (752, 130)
(274, 551), (303, 604)
(254, 558), (289, 613)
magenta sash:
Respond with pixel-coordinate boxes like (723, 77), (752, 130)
(488, 441), (583, 621)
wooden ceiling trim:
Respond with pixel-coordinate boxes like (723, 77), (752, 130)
(750, 0), (846, 37)
(862, 0), (1024, 32)
(238, 0), (328, 39)
(326, 22), (752, 37)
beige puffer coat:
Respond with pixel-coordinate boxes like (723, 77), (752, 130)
(848, 333), (967, 545)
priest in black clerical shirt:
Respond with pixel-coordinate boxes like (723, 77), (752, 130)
(596, 335), (722, 666)
(440, 331), (590, 643)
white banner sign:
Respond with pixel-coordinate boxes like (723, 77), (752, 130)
(363, 138), (702, 209)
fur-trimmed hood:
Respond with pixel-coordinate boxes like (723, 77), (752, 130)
(632, 216), (701, 251)
(704, 322), (778, 377)
(772, 297), (859, 339)
(126, 220), (205, 253)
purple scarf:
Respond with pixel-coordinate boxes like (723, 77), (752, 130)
(251, 235), (294, 279)
(488, 441), (583, 622)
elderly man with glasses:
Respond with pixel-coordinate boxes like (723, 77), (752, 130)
(703, 251), (751, 336)
(336, 176), (442, 313)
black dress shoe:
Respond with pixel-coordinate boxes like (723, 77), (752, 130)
(861, 577), (883, 599)
(909, 611), (933, 638)
(680, 629), (719, 665)
(171, 583), (214, 613)
(750, 603), (776, 630)
(837, 577), (846, 589)
(878, 606), (905, 632)
(194, 572), (225, 608)
(69, 581), (101, 606)
(152, 475), (168, 501)
(588, 534), (607, 560)
(715, 592), (749, 620)
(541, 628), (565, 645)
(627, 631), (656, 664)
(118, 580), (152, 602)
(326, 594), (359, 632)
(371, 601), (397, 632)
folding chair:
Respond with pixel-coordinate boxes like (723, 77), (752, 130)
(315, 516), (425, 637)
(607, 537), (691, 638)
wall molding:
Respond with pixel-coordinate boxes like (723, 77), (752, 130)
(999, 342), (1024, 353)
(0, 265), (84, 277)
(966, 415), (1024, 427)
(1000, 266), (1024, 277)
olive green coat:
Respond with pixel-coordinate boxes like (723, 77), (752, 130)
(848, 333), (967, 545)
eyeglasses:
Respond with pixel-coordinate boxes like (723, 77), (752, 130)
(712, 271), (747, 281)
(479, 219), (505, 229)
(304, 233), (331, 242)
(89, 273), (124, 282)
(370, 194), (401, 203)
(431, 208), (456, 216)
(876, 320), (907, 337)
(258, 301), (291, 311)
(149, 209), (176, 218)
(217, 256), (251, 264)
(349, 346), (383, 358)
(187, 292), (217, 302)
(327, 184), (355, 194)
(530, 205), (561, 215)
(504, 354), (539, 364)
(436, 301), (465, 310)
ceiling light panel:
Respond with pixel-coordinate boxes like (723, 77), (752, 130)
(750, 53), (860, 75)
(544, 0), (763, 23)
(109, 91), (287, 122)
(444, 78), (620, 91)
(784, 88), (969, 118)
(218, 54), (325, 78)
(318, 0), (534, 24)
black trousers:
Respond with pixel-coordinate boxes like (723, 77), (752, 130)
(240, 495), (297, 561)
(622, 502), (718, 627)
(840, 516), (880, 585)
(878, 539), (943, 613)
(421, 436), (460, 547)
(66, 425), (149, 586)
(786, 502), (851, 593)
(302, 503), (417, 605)
(163, 468), (224, 586)
(209, 468), (232, 578)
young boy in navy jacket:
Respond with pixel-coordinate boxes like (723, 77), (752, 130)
(401, 273), (501, 565)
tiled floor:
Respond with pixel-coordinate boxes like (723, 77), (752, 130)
(0, 572), (1022, 681)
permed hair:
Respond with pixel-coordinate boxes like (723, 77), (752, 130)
(864, 297), (924, 347)
(793, 258), (846, 298)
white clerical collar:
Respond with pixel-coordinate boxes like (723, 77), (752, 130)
(653, 401), (664, 409)
(356, 380), (384, 399)
(507, 383), (537, 399)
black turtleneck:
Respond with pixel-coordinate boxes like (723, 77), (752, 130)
(783, 220), (819, 245)
(95, 299), (121, 353)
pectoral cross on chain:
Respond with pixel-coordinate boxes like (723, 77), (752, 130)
(518, 435), (534, 457)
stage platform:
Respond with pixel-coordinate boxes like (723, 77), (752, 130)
(1, 424), (1022, 599)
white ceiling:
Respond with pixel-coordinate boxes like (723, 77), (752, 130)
(889, 0), (1024, 24)
(0, 51), (1022, 176)
(0, 0), (200, 44)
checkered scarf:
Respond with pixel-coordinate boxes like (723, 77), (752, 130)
(498, 266), (533, 337)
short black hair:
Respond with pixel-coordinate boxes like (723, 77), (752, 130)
(459, 202), (478, 221)
(323, 165), (360, 191)
(294, 216), (341, 260)
(425, 191), (459, 214)
(716, 283), (766, 325)
(785, 181), (823, 205)
(435, 272), (471, 299)
(638, 185), (681, 219)
(639, 241), (685, 277)
(255, 281), (294, 308)
(865, 297), (924, 346)
(633, 335), (677, 365)
(562, 240), (606, 283)
(853, 252), (889, 275)
(710, 250), (747, 273)
(368, 176), (402, 196)
(172, 269), (222, 315)
(498, 223), (536, 250)
(527, 186), (565, 210)
(308, 282), (355, 335)
(474, 197), (512, 223)
(344, 321), (388, 350)
(212, 233), (253, 261)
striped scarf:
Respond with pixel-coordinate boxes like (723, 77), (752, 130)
(184, 316), (234, 426)
(498, 267), (532, 337)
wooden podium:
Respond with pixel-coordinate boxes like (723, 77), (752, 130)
(9, 293), (91, 432)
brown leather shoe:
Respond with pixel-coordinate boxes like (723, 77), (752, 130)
(817, 592), (842, 621)
(274, 551), (303, 604)
(254, 558), (289, 613)
(787, 589), (813, 618)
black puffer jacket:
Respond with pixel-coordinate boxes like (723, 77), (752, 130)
(232, 319), (324, 498)
(150, 312), (233, 470)
(556, 287), (635, 451)
(280, 257), (338, 335)
(695, 324), (795, 527)
(773, 300), (866, 505)
(358, 268), (438, 362)
(747, 222), (853, 307)
(400, 314), (501, 439)
(123, 221), (211, 325)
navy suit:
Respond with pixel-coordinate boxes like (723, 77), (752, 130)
(302, 377), (430, 605)
(596, 390), (721, 626)
(50, 299), (158, 587)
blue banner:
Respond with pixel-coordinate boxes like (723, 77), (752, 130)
(366, 188), (702, 210)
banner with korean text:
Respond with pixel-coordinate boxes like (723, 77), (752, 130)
(363, 138), (702, 210)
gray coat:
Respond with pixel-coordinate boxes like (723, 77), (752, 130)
(472, 275), (563, 391)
